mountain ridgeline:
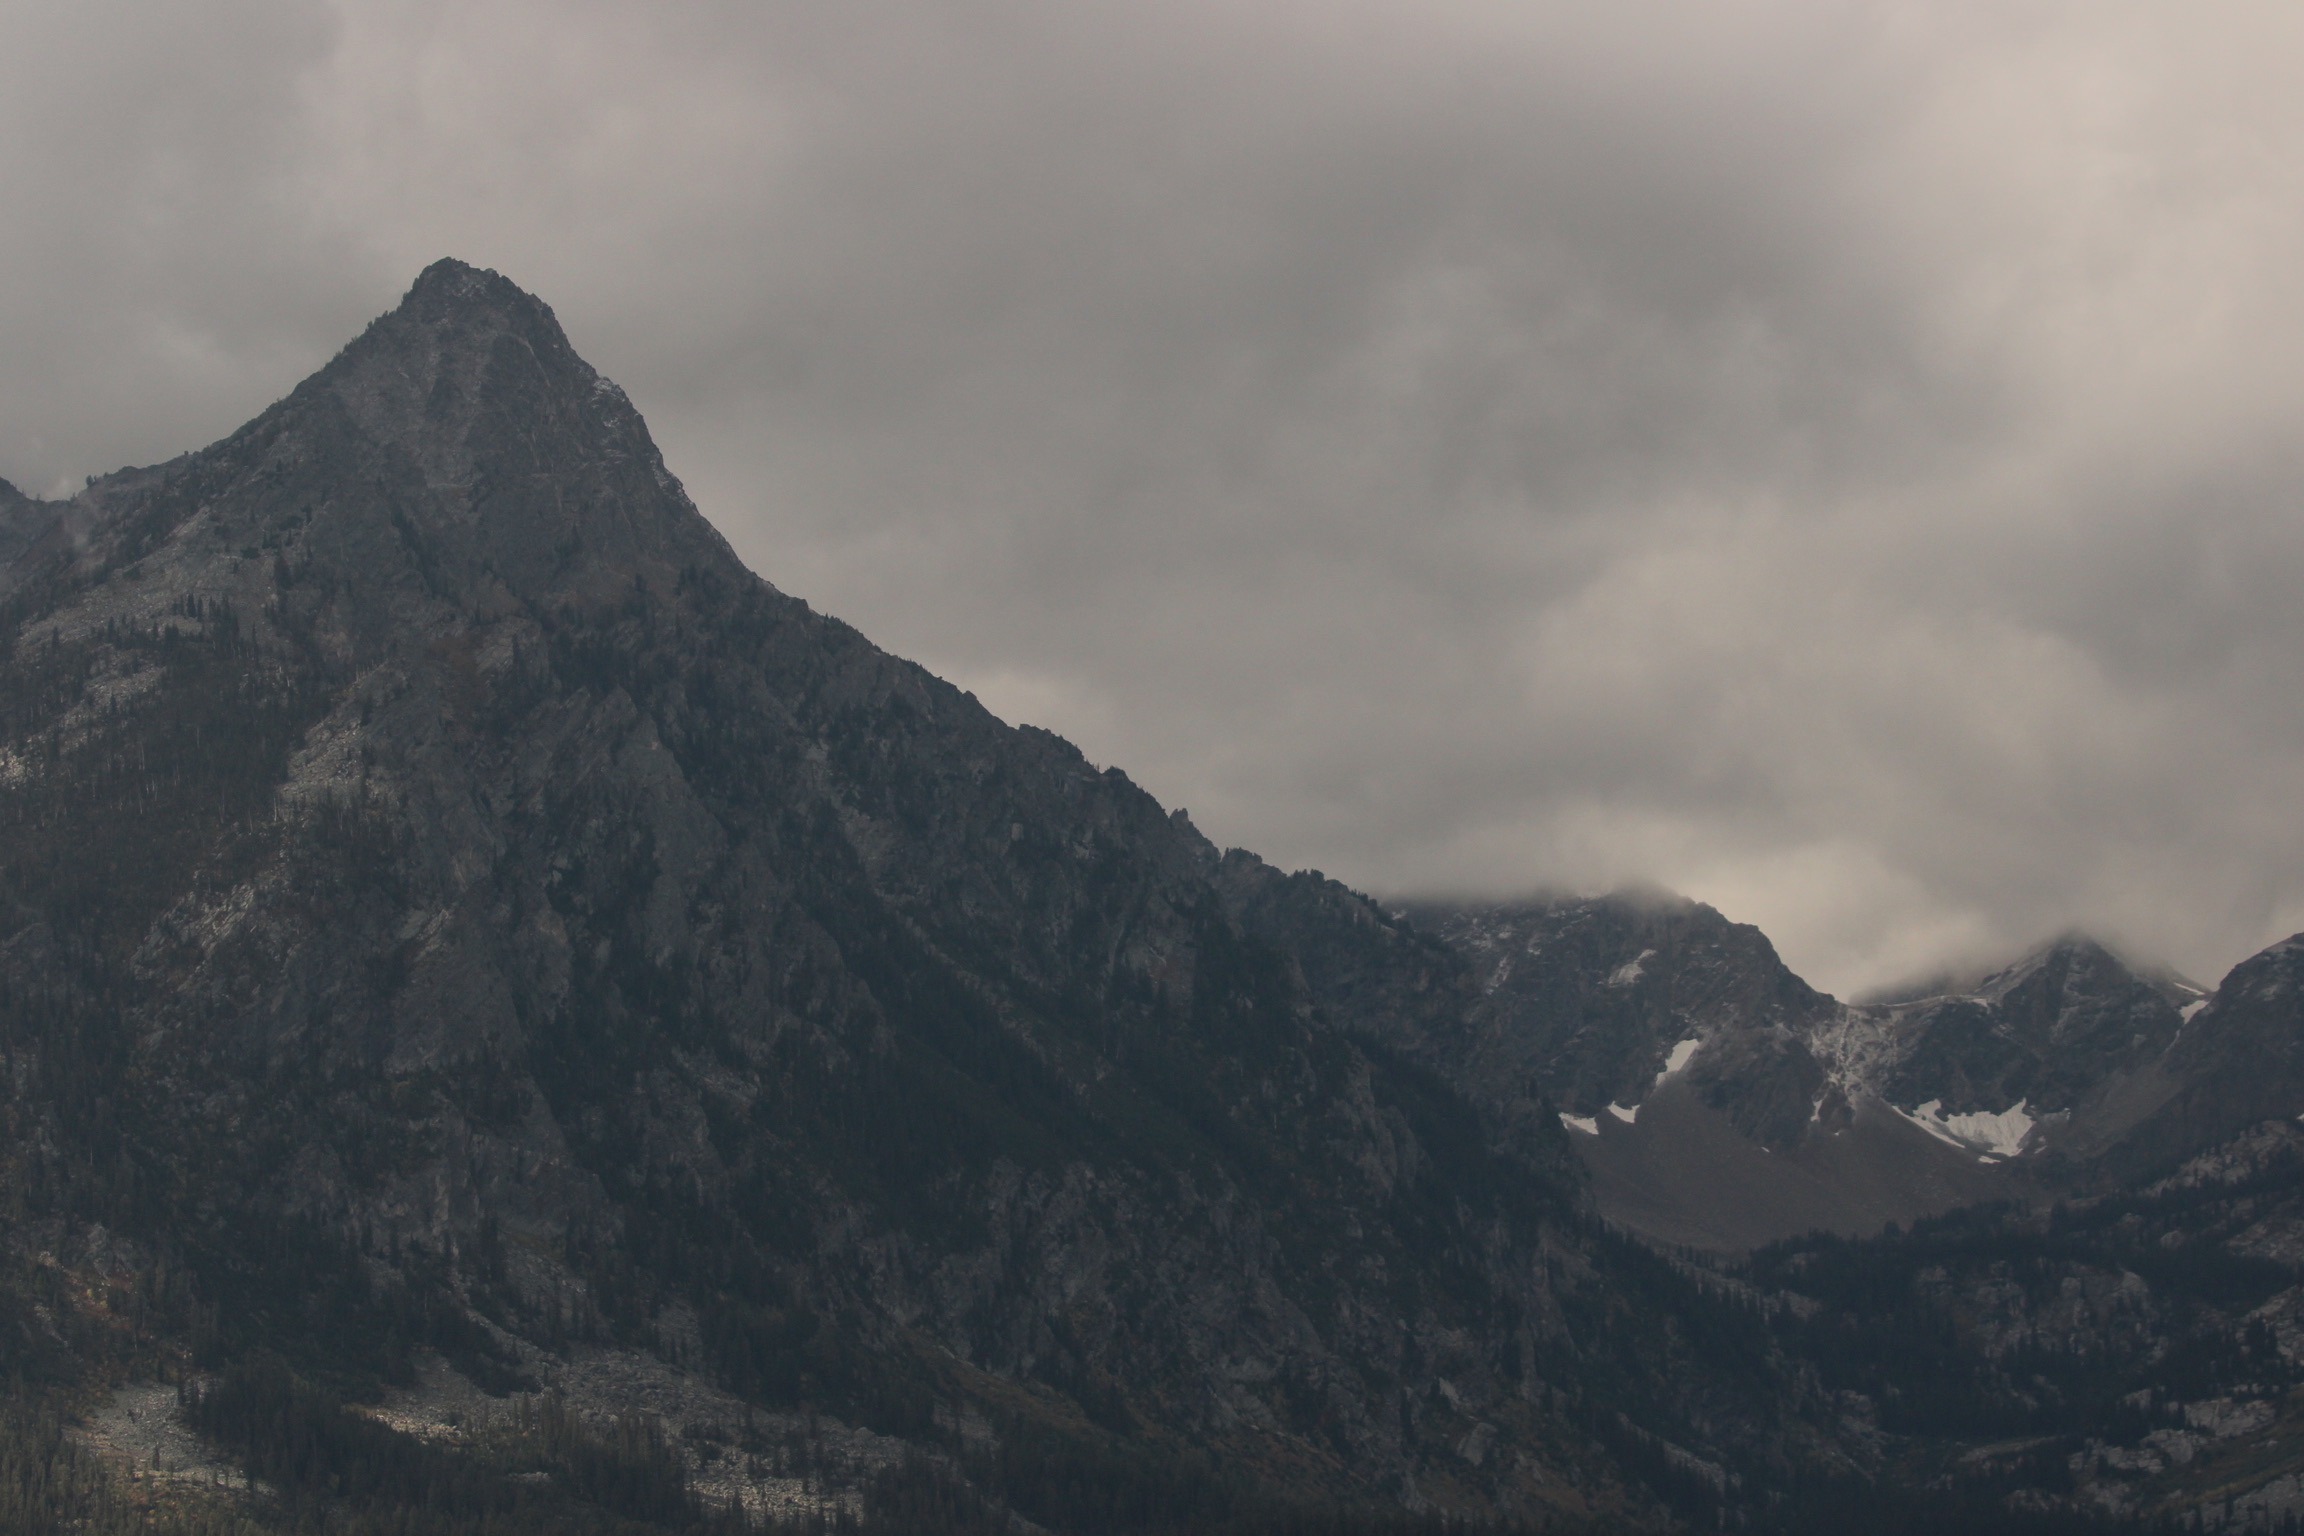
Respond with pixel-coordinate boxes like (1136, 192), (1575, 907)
(0, 261), (1832, 1531)
(10, 262), (2304, 1533)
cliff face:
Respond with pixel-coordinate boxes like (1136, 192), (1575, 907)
(2087, 935), (2304, 1180)
(1379, 904), (2234, 1251)
(0, 262), (1827, 1525)
(1404, 893), (1836, 1151)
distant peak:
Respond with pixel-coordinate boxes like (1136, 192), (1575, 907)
(2013, 932), (2122, 973)
(2001, 932), (2203, 993)
(1597, 881), (1704, 915)
(1408, 883), (1701, 924)
(1864, 934), (2118, 1005)
(1865, 931), (2202, 1010)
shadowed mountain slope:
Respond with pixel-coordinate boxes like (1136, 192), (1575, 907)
(21, 260), (2304, 1533)
(1393, 894), (2011, 1251)
(1860, 936), (2199, 1122)
(1374, 901), (2242, 1251)
(2081, 934), (2304, 1181)
(0, 262), (1851, 1530)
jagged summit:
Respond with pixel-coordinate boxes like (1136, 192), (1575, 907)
(1403, 889), (1835, 1143)
(291, 257), (737, 606)
(4, 259), (746, 679)
(401, 255), (534, 310)
(330, 256), (582, 399)
(1, 264), (1811, 1521)
(1860, 932), (2205, 1011)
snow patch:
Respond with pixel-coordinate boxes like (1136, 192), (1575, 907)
(1560, 1113), (1600, 1136)
(1896, 1098), (2035, 1158)
(2181, 1000), (2208, 1023)
(1655, 1036), (1701, 1086)
(1607, 1102), (1639, 1125)
(1605, 949), (1656, 987)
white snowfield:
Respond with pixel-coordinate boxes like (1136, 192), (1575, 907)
(1561, 1039), (1699, 1138)
(1895, 1098), (2036, 1160)
(1655, 1036), (1702, 1086)
(1806, 1003), (2039, 1160)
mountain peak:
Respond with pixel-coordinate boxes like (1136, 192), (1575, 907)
(359, 258), (582, 346)
(1977, 931), (2125, 994)
(281, 261), (739, 609)
(1862, 931), (2200, 1009)
(403, 256), (525, 309)
(326, 257), (586, 403)
(0, 263), (746, 673)
(3, 262), (1782, 1520)
(1977, 932), (2205, 1014)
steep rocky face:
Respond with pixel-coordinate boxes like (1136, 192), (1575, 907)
(0, 478), (70, 603)
(1211, 852), (1479, 1067)
(1205, 854), (1586, 1169)
(1404, 893), (1835, 1151)
(1371, 909), (2215, 1251)
(2088, 935), (2304, 1181)
(1858, 937), (2198, 1120)
(1395, 895), (2045, 1252)
(0, 262), (1839, 1526)
(1407, 907), (2304, 1251)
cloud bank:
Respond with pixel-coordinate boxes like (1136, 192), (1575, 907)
(4, 0), (2302, 994)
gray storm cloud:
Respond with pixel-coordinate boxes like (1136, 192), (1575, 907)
(3, 0), (2301, 995)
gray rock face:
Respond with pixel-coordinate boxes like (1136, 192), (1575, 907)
(1391, 894), (2026, 1250)
(1864, 936), (2198, 1120)
(1405, 892), (1834, 1151)
(0, 261), (1823, 1522)
(1215, 881), (1927, 1252)
(1370, 906), (2240, 1248)
(2088, 934), (2304, 1180)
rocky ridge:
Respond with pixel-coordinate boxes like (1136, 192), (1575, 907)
(15, 260), (2304, 1531)
(1371, 897), (2250, 1251)
(0, 261), (1845, 1531)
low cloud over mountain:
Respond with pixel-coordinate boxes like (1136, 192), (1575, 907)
(6, 2), (2304, 997)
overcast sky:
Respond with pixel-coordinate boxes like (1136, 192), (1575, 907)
(5, 1), (2301, 996)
